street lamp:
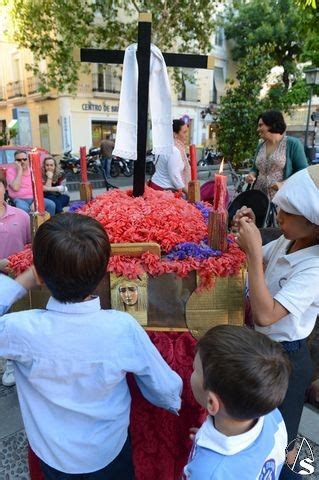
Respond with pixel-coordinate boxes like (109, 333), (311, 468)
(304, 67), (319, 161)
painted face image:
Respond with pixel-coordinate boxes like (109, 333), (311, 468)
(190, 352), (207, 408)
(119, 284), (138, 306)
(44, 158), (56, 173)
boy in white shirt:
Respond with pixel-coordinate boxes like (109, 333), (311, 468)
(0, 213), (182, 480)
(184, 325), (290, 480)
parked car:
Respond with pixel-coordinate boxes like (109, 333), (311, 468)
(0, 145), (50, 171)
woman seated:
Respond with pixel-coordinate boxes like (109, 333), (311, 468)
(42, 157), (70, 214)
(149, 119), (191, 195)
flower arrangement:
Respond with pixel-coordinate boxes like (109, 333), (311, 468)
(8, 187), (246, 290)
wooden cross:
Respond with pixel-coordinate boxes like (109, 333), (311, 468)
(74, 12), (214, 197)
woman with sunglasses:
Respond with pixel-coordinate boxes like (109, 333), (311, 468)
(42, 156), (70, 214)
(6, 151), (56, 217)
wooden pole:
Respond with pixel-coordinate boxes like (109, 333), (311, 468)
(133, 12), (152, 197)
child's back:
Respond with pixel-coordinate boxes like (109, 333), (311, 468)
(0, 213), (182, 476)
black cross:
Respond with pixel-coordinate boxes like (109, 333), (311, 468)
(75, 12), (214, 196)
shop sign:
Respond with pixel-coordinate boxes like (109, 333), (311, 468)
(82, 101), (119, 113)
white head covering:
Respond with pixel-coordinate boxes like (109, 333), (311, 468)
(273, 165), (319, 225)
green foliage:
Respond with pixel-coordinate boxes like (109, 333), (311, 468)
(1, 0), (216, 93)
(216, 46), (310, 169)
(223, 0), (308, 89)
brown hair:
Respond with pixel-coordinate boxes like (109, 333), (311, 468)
(197, 325), (291, 420)
(33, 213), (111, 302)
(42, 156), (62, 184)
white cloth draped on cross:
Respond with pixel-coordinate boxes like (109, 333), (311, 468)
(113, 44), (173, 160)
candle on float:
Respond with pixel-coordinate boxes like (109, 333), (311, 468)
(29, 151), (45, 214)
(208, 158), (229, 252)
(80, 146), (88, 183)
(189, 144), (197, 181)
(213, 159), (227, 211)
(208, 209), (228, 252)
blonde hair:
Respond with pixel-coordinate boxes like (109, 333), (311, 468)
(42, 156), (62, 184)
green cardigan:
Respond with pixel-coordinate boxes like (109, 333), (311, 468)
(251, 136), (308, 180)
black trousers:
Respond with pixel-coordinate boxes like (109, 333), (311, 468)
(278, 340), (313, 450)
(45, 193), (70, 214)
(39, 436), (134, 480)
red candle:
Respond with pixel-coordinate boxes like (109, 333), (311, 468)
(80, 146), (88, 183)
(29, 151), (45, 214)
(213, 159), (227, 211)
(189, 144), (197, 181)
(208, 209), (228, 252)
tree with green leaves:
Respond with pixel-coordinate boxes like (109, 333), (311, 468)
(1, 0), (217, 93)
(223, 0), (309, 89)
(216, 46), (274, 168)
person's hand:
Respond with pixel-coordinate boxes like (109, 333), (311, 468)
(189, 427), (199, 441)
(236, 217), (262, 257)
(15, 161), (23, 174)
(57, 185), (68, 193)
(245, 173), (256, 184)
(232, 206), (256, 232)
(16, 266), (42, 291)
(46, 171), (54, 179)
(270, 181), (283, 192)
(0, 258), (10, 274)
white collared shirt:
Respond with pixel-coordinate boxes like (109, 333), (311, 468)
(255, 235), (319, 342)
(152, 146), (185, 189)
(183, 410), (287, 479)
(0, 274), (182, 474)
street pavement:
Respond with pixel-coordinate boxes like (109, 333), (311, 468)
(1, 170), (318, 479)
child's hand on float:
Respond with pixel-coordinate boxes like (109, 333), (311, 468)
(236, 217), (262, 257)
(16, 266), (43, 291)
(189, 427), (199, 441)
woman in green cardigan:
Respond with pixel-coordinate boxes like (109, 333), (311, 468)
(246, 110), (308, 200)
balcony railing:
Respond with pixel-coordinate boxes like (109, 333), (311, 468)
(6, 80), (25, 99)
(92, 72), (121, 94)
(27, 76), (41, 95)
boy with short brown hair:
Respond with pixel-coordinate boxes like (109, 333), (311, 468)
(184, 325), (290, 480)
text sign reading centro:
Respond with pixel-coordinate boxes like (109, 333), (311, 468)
(82, 102), (119, 113)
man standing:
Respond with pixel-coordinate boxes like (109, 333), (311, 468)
(6, 151), (56, 216)
(100, 135), (114, 179)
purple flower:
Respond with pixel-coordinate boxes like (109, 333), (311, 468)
(166, 241), (221, 261)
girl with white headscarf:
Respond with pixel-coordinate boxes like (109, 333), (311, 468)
(234, 165), (319, 480)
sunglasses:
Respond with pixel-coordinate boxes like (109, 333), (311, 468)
(16, 157), (28, 162)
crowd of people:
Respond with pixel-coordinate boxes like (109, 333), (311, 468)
(0, 111), (318, 480)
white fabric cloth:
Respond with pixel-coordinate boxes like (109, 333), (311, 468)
(152, 146), (185, 189)
(273, 165), (319, 225)
(0, 274), (182, 474)
(255, 235), (319, 342)
(113, 44), (173, 160)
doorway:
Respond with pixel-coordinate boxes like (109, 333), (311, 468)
(91, 121), (117, 147)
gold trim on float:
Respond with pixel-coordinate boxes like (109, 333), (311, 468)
(207, 56), (215, 69)
(139, 12), (152, 22)
(72, 48), (81, 62)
